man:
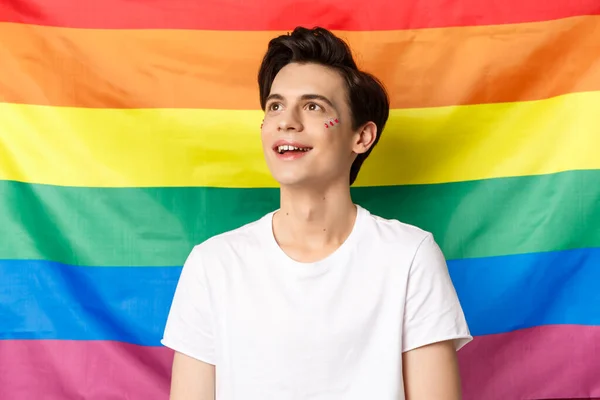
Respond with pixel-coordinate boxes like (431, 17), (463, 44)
(162, 26), (472, 399)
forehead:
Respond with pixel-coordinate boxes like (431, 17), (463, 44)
(270, 63), (346, 101)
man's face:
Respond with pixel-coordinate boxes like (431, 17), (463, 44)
(261, 62), (361, 188)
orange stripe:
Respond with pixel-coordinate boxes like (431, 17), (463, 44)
(0, 16), (599, 110)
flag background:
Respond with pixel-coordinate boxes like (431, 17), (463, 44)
(1, 1), (599, 399)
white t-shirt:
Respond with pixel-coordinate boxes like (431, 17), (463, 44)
(162, 205), (472, 399)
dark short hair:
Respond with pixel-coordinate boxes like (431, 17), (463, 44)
(257, 26), (390, 185)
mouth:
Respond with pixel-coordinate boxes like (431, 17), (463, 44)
(274, 144), (313, 155)
(271, 142), (313, 160)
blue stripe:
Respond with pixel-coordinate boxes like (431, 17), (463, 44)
(449, 247), (600, 335)
(1, 248), (599, 345)
(0, 261), (180, 346)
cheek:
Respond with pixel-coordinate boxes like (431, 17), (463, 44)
(324, 117), (340, 129)
(260, 115), (281, 137)
(260, 117), (273, 137)
(260, 132), (271, 150)
(260, 126), (271, 148)
(318, 130), (353, 158)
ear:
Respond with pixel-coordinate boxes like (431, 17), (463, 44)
(352, 121), (378, 155)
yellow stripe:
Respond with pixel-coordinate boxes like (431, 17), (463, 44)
(1, 91), (599, 188)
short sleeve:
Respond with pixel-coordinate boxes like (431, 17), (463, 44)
(161, 246), (216, 365)
(402, 234), (472, 353)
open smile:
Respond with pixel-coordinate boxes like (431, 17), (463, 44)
(275, 144), (312, 154)
(272, 142), (313, 160)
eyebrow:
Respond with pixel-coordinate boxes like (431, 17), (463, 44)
(266, 93), (337, 111)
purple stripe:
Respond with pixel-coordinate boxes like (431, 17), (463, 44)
(458, 325), (600, 400)
(0, 340), (173, 399)
(1, 325), (598, 399)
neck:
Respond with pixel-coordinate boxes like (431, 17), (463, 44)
(273, 179), (357, 249)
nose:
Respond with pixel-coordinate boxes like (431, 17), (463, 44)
(277, 109), (303, 132)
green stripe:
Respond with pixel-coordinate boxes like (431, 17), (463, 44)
(2, 170), (598, 267)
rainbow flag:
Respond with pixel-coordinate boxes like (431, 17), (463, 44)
(1, 1), (599, 399)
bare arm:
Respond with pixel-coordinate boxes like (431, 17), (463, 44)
(402, 340), (462, 400)
(169, 352), (215, 400)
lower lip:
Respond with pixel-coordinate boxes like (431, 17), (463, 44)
(274, 149), (312, 160)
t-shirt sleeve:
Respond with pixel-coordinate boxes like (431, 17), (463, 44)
(161, 246), (216, 365)
(402, 233), (472, 353)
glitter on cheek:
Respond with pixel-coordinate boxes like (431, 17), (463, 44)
(324, 118), (340, 129)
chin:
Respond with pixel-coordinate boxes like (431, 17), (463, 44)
(270, 171), (313, 188)
(273, 176), (309, 188)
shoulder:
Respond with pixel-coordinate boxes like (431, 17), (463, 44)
(361, 206), (435, 254)
(184, 211), (273, 267)
(359, 205), (447, 274)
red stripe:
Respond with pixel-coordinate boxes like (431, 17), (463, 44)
(0, 340), (173, 400)
(2, 326), (599, 399)
(458, 325), (600, 400)
(1, 0), (599, 30)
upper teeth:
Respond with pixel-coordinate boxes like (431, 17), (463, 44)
(278, 145), (310, 153)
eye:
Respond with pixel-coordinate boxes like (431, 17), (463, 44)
(268, 102), (283, 111)
(306, 102), (323, 111)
